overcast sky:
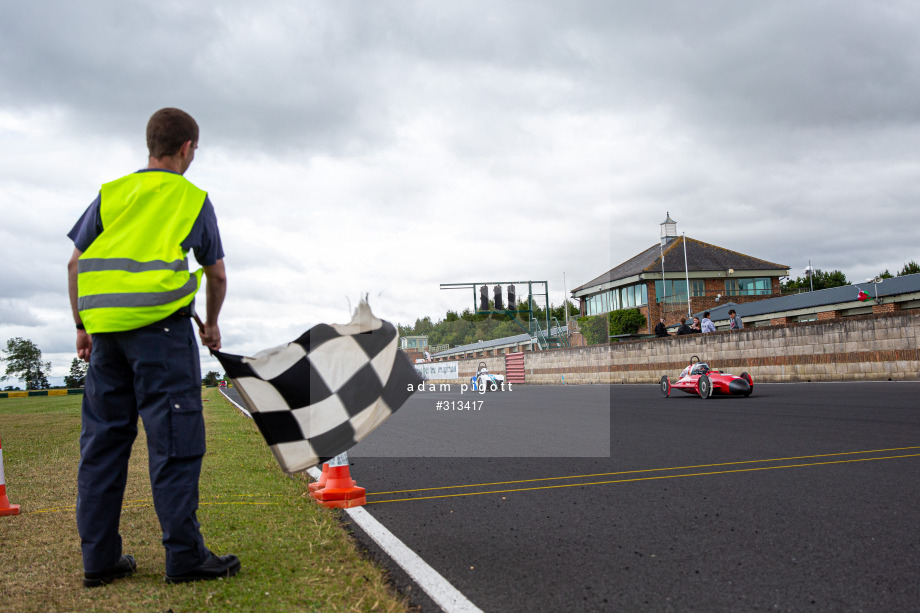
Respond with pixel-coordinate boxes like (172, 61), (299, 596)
(2, 1), (919, 385)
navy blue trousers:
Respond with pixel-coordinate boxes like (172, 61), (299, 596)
(77, 314), (209, 575)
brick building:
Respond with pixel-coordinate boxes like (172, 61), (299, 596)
(571, 214), (789, 333)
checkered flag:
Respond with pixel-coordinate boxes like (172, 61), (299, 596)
(213, 301), (422, 474)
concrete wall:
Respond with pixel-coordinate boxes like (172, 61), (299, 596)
(425, 311), (920, 385)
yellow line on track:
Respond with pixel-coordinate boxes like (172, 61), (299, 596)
(365, 453), (920, 505)
(29, 498), (287, 514)
(365, 445), (920, 496)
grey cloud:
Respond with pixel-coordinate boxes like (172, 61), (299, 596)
(1, 3), (386, 153)
(7, 2), (920, 157)
(0, 299), (43, 327)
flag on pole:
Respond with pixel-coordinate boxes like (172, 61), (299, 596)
(856, 287), (872, 302)
(212, 301), (422, 474)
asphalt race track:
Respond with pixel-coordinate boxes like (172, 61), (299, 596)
(226, 381), (920, 612)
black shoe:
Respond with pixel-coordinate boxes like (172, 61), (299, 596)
(165, 553), (241, 584)
(83, 554), (137, 587)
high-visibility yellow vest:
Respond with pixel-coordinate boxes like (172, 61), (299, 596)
(77, 171), (206, 333)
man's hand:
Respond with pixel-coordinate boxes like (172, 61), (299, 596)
(199, 322), (221, 351)
(77, 329), (92, 361)
(200, 259), (226, 351)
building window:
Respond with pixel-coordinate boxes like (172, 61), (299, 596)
(691, 280), (705, 297)
(655, 279), (688, 302)
(725, 277), (772, 296)
(585, 284), (647, 316)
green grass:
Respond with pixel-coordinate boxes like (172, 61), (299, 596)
(0, 389), (408, 612)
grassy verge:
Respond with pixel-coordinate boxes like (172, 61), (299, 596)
(0, 388), (408, 613)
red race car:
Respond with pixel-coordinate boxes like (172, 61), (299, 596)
(660, 355), (753, 399)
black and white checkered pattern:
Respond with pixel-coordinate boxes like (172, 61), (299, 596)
(213, 301), (422, 473)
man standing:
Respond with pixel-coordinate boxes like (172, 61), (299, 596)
(729, 309), (744, 330)
(67, 108), (239, 586)
(701, 311), (716, 333)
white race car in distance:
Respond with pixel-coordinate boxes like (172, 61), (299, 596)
(471, 362), (506, 392)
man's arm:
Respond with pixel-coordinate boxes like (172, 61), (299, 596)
(68, 248), (93, 361)
(198, 259), (227, 350)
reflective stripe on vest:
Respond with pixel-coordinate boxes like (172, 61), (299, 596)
(78, 171), (206, 333)
(78, 275), (199, 310)
(78, 257), (189, 274)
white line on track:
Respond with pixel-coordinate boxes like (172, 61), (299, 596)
(218, 387), (251, 417)
(307, 465), (482, 613)
(218, 388), (481, 613)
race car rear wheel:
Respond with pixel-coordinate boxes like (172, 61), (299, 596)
(740, 372), (753, 397)
(698, 374), (712, 399)
(660, 375), (670, 397)
(477, 375), (488, 393)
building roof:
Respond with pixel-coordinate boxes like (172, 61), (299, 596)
(572, 236), (789, 293)
(429, 325), (569, 358)
(692, 273), (920, 322)
(431, 333), (532, 357)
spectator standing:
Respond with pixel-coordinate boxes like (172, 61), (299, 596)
(654, 317), (670, 337)
(676, 316), (693, 335)
(729, 309), (743, 330)
(701, 312), (716, 333)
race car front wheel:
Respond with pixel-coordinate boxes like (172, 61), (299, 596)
(477, 375), (488, 393)
(740, 372), (753, 397)
(660, 375), (670, 397)
(698, 375), (712, 399)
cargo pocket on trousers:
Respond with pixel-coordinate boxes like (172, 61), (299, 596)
(169, 396), (206, 458)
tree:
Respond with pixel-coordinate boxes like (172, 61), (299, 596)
(551, 301), (580, 322)
(202, 371), (221, 386)
(577, 315), (609, 345)
(64, 357), (88, 388)
(397, 323), (414, 338)
(1, 337), (51, 390)
(899, 260), (920, 276)
(413, 316), (434, 336)
(608, 308), (647, 335)
(781, 268), (849, 292)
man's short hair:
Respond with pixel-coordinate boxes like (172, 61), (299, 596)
(728, 309), (736, 315)
(147, 108), (199, 159)
(704, 311), (710, 317)
(680, 317), (686, 323)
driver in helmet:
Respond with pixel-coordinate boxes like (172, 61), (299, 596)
(680, 362), (710, 378)
(690, 363), (709, 375)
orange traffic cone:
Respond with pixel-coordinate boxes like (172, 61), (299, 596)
(0, 436), (20, 517)
(311, 453), (365, 509)
(308, 463), (330, 493)
(309, 462), (357, 493)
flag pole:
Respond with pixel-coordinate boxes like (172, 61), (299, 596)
(683, 232), (691, 317)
